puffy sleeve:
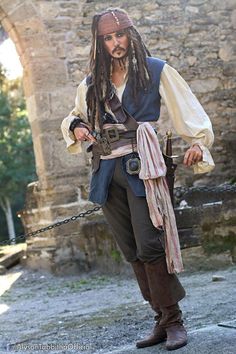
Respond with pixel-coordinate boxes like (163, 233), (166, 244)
(159, 64), (215, 174)
(61, 78), (89, 154)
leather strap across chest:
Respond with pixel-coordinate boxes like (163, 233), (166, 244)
(107, 93), (139, 130)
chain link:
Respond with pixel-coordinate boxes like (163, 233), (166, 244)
(0, 205), (102, 247)
(2, 184), (234, 247)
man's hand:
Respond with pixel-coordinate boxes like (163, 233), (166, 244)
(74, 126), (96, 143)
(183, 144), (203, 167)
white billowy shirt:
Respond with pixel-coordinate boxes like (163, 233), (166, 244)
(61, 63), (215, 174)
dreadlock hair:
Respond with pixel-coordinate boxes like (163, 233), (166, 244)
(86, 8), (152, 130)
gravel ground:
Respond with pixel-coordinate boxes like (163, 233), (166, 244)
(0, 264), (235, 354)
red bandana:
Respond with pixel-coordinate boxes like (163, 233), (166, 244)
(97, 10), (133, 36)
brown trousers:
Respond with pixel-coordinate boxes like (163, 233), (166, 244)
(102, 157), (166, 263)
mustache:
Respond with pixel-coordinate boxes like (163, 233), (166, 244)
(112, 46), (126, 54)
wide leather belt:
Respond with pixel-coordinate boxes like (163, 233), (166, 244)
(103, 126), (137, 143)
(92, 130), (136, 155)
(89, 127), (137, 172)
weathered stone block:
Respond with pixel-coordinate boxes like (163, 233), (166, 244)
(182, 246), (233, 272)
(29, 59), (67, 89)
(0, 0), (23, 16)
(231, 9), (236, 28)
(190, 78), (220, 93)
(9, 2), (37, 23)
(38, 1), (61, 20)
(219, 44), (235, 61)
(1, 16), (14, 33)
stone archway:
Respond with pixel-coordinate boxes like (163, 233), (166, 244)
(0, 1), (94, 274)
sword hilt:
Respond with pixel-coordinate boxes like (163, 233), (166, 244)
(166, 130), (172, 157)
(164, 131), (179, 158)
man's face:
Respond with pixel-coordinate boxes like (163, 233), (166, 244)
(103, 30), (129, 59)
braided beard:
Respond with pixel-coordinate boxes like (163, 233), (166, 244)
(117, 57), (127, 71)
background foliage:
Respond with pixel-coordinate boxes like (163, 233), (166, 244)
(0, 65), (36, 242)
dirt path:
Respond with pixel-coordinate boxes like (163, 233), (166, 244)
(0, 264), (235, 353)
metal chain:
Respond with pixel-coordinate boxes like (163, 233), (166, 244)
(2, 184), (234, 247)
(0, 205), (102, 246)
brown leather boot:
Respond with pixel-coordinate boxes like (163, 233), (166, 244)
(136, 312), (166, 348)
(165, 324), (187, 350)
(131, 260), (166, 348)
(160, 304), (187, 350)
(144, 258), (187, 350)
(131, 260), (152, 303)
(144, 258), (186, 308)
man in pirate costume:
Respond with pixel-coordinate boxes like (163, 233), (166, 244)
(61, 8), (214, 351)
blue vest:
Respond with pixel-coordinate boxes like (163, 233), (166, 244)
(89, 57), (166, 205)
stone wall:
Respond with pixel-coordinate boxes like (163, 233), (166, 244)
(0, 0), (235, 273)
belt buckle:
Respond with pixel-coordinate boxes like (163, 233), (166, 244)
(104, 127), (120, 143)
(98, 137), (111, 155)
